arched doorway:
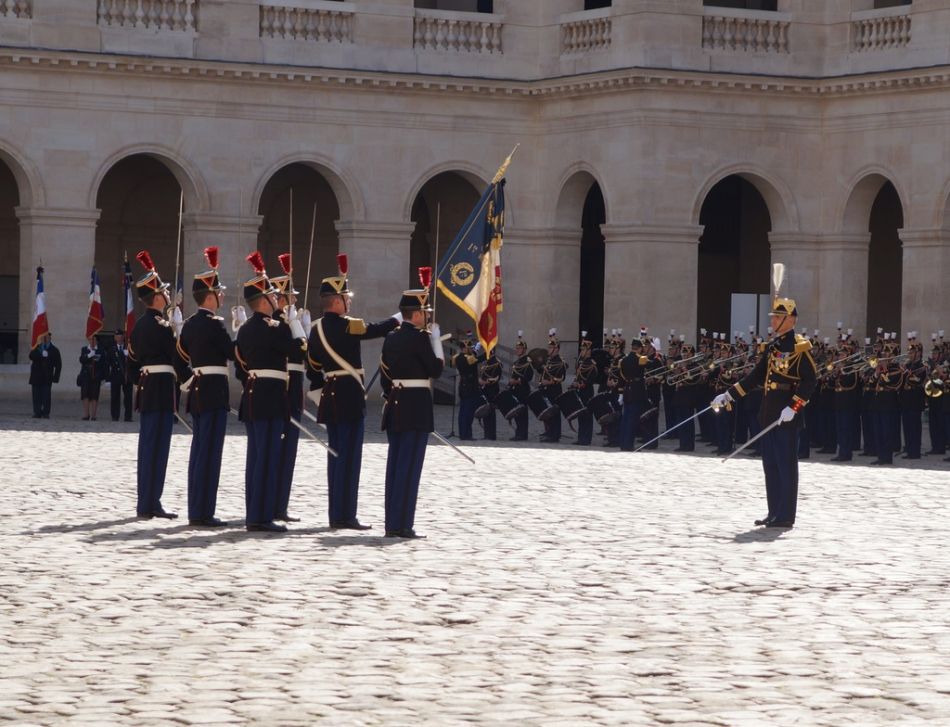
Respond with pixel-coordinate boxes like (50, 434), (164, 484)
(95, 154), (184, 331)
(0, 160), (20, 362)
(579, 183), (605, 345)
(866, 181), (903, 337)
(256, 163), (341, 305)
(697, 175), (772, 338)
(409, 171), (482, 339)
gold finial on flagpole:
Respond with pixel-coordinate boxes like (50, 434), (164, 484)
(492, 143), (519, 184)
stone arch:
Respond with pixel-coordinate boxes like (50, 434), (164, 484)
(251, 152), (362, 222)
(692, 163), (799, 233)
(839, 165), (908, 234)
(0, 139), (45, 208)
(402, 160), (490, 223)
(553, 163), (611, 230)
(88, 143), (209, 212)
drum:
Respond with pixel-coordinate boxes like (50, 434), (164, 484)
(556, 390), (586, 422)
(588, 391), (619, 425)
(474, 395), (494, 419)
(527, 390), (559, 422)
(494, 389), (526, 420)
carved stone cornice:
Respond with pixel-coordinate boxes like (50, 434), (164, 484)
(14, 206), (100, 227)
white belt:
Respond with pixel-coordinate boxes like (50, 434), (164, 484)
(249, 369), (289, 382)
(141, 365), (176, 376)
(393, 379), (431, 389)
(287, 363), (306, 373)
(326, 368), (365, 379)
(193, 366), (230, 377)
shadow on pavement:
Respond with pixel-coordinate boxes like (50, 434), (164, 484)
(732, 527), (790, 543)
(31, 516), (142, 534)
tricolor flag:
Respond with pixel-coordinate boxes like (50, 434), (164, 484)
(123, 256), (135, 337)
(85, 267), (104, 339)
(30, 266), (49, 349)
(435, 149), (513, 354)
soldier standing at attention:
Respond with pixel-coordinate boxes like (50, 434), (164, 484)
(306, 254), (401, 530)
(452, 333), (482, 441)
(572, 332), (597, 446)
(539, 329), (566, 443)
(129, 250), (191, 520)
(235, 252), (308, 533)
(712, 271), (817, 529)
(507, 332), (532, 441)
(380, 271), (444, 539)
(176, 246), (233, 528)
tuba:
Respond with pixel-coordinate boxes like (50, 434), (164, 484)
(925, 375), (945, 398)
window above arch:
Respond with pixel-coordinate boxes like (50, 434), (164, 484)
(584, 1), (612, 9)
(414, 0), (494, 12)
(703, 1), (778, 10)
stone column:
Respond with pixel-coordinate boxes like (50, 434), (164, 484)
(768, 232), (822, 327)
(899, 228), (950, 340)
(15, 207), (100, 388)
(501, 227), (579, 349)
(601, 224), (702, 345)
(815, 233), (870, 335)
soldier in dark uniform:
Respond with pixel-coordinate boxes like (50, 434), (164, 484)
(270, 252), (308, 523)
(176, 246), (233, 527)
(672, 343), (700, 452)
(507, 332), (532, 441)
(900, 334), (925, 460)
(710, 341), (736, 456)
(641, 337), (665, 449)
(108, 330), (134, 422)
(603, 333), (623, 447)
(831, 340), (861, 462)
(925, 337), (946, 456)
(29, 332), (61, 418)
(306, 254), (400, 530)
(572, 331), (597, 446)
(129, 250), (191, 520)
(870, 336), (902, 466)
(380, 278), (444, 538)
(539, 330), (566, 443)
(618, 338), (648, 451)
(712, 293), (818, 528)
(452, 333), (481, 441)
(477, 347), (502, 441)
(235, 252), (308, 533)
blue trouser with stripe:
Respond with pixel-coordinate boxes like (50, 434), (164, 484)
(245, 418), (283, 525)
(137, 410), (173, 515)
(385, 430), (428, 533)
(188, 408), (227, 521)
(327, 417), (366, 524)
(759, 422), (799, 523)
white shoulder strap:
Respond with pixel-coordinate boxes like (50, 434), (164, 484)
(316, 318), (366, 393)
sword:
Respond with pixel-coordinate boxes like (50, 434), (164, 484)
(633, 404), (715, 453)
(430, 430), (475, 464)
(173, 410), (193, 433)
(721, 417), (783, 462)
(289, 416), (338, 458)
(301, 408), (328, 430)
(640, 406), (659, 421)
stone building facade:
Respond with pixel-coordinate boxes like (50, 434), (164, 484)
(0, 0), (948, 386)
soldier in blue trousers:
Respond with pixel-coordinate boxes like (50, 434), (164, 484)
(176, 246), (233, 527)
(380, 275), (444, 539)
(306, 253), (400, 530)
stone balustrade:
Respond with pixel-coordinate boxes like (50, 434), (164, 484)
(702, 12), (789, 54)
(260, 2), (354, 44)
(97, 0), (197, 32)
(0, 0), (31, 19)
(413, 10), (503, 55)
(561, 17), (611, 55)
(851, 9), (911, 52)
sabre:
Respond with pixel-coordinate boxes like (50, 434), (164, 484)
(173, 410), (193, 433)
(301, 408), (328, 430)
(721, 417), (783, 462)
(430, 429), (475, 464)
(303, 203), (316, 310)
(633, 404), (715, 453)
(640, 406), (659, 421)
(289, 416), (338, 458)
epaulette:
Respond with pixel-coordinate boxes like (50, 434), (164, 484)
(638, 355), (648, 366)
(157, 317), (170, 328)
(466, 354), (477, 365)
(346, 317), (367, 335)
(212, 315), (224, 322)
(265, 317), (280, 328)
(794, 335), (812, 354)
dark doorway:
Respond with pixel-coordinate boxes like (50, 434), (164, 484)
(257, 163), (340, 305)
(865, 181), (903, 337)
(697, 175), (771, 337)
(0, 160), (19, 362)
(579, 183), (605, 346)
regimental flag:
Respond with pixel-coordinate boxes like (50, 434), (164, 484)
(30, 266), (49, 349)
(85, 267), (104, 339)
(435, 150), (513, 354)
(123, 255), (135, 337)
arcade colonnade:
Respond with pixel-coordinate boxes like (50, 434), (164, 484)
(1, 59), (950, 382)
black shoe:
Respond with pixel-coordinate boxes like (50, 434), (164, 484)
(31, 414), (40, 419)
(246, 522), (287, 533)
(572, 441), (590, 446)
(384, 530), (401, 537)
(81, 416), (90, 421)
(901, 454), (921, 460)
(817, 448), (836, 454)
(330, 520), (372, 531)
(275, 513), (301, 522)
(136, 512), (155, 520)
(766, 520), (794, 528)
(189, 517), (228, 527)
(539, 436), (556, 443)
(151, 509), (178, 519)
(869, 460), (892, 466)
(399, 529), (426, 539)
(830, 456), (852, 462)
(509, 436), (527, 441)
(944, 456), (950, 463)
(754, 516), (773, 526)
(673, 447), (694, 453)
(860, 452), (877, 457)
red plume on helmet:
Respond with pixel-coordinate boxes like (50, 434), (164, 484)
(246, 251), (266, 275)
(136, 250), (156, 272)
(204, 246), (219, 270)
(278, 253), (292, 275)
(418, 266), (433, 289)
(337, 253), (348, 277)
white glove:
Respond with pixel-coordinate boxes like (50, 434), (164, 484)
(300, 309), (312, 331)
(231, 305), (247, 333)
(473, 342), (483, 356)
(41, 350), (48, 358)
(618, 394), (624, 406)
(286, 306), (306, 340)
(392, 311), (404, 324)
(711, 391), (733, 411)
(171, 307), (184, 337)
(429, 323), (444, 360)
(779, 406), (796, 424)
(306, 389), (322, 407)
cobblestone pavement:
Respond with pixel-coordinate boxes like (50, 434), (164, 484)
(1, 406), (949, 726)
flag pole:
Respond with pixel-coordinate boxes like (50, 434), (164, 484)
(432, 201), (440, 326)
(304, 203), (316, 310)
(289, 187), (294, 277)
(173, 189), (184, 315)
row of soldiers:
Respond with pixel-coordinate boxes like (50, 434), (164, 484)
(454, 324), (950, 466)
(128, 246), (442, 537)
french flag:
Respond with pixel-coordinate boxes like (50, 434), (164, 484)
(85, 267), (104, 339)
(123, 257), (135, 337)
(30, 267), (49, 349)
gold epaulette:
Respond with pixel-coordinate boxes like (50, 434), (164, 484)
(346, 317), (367, 335)
(638, 355), (648, 366)
(794, 335), (812, 354)
(466, 354), (477, 365)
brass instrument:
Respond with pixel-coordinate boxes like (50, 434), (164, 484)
(925, 361), (947, 398)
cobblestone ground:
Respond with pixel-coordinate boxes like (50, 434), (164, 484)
(1, 403), (949, 726)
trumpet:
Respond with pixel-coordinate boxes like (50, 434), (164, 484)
(666, 351), (706, 371)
